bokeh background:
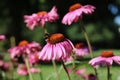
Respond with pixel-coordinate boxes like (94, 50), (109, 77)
(0, 0), (120, 50)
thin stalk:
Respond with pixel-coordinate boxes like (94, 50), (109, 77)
(80, 21), (98, 79)
(61, 60), (71, 80)
(107, 66), (110, 80)
(25, 57), (33, 80)
(72, 50), (76, 79)
(72, 50), (76, 69)
(94, 68), (98, 80)
(8, 61), (14, 80)
(80, 23), (94, 58)
(52, 60), (60, 80)
(39, 71), (43, 80)
(9, 36), (16, 80)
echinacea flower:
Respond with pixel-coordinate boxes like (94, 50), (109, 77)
(24, 6), (59, 30)
(28, 52), (39, 65)
(39, 33), (74, 61)
(62, 3), (95, 25)
(0, 35), (5, 41)
(8, 40), (41, 58)
(74, 43), (89, 57)
(17, 64), (39, 75)
(89, 50), (120, 68)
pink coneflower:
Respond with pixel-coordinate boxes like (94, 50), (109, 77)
(28, 52), (39, 65)
(24, 6), (59, 30)
(74, 43), (89, 58)
(8, 40), (41, 58)
(39, 33), (74, 61)
(89, 50), (120, 68)
(0, 35), (6, 41)
(62, 3), (95, 25)
(17, 64), (39, 75)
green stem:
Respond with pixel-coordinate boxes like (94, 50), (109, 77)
(39, 70), (43, 80)
(9, 61), (14, 80)
(80, 21), (99, 79)
(80, 23), (94, 58)
(25, 58), (33, 80)
(61, 60), (71, 80)
(94, 68), (99, 80)
(107, 66), (110, 80)
(8, 36), (16, 80)
(52, 60), (60, 80)
(72, 50), (76, 79)
(72, 50), (76, 69)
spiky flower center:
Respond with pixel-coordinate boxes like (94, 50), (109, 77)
(48, 33), (65, 44)
(75, 43), (85, 49)
(100, 51), (114, 58)
(37, 11), (47, 16)
(69, 3), (82, 12)
(18, 40), (29, 46)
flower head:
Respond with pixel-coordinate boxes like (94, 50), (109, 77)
(8, 40), (41, 58)
(28, 52), (39, 65)
(0, 35), (6, 41)
(62, 3), (95, 25)
(24, 6), (59, 30)
(17, 64), (39, 75)
(39, 33), (74, 61)
(89, 50), (120, 68)
(74, 43), (89, 57)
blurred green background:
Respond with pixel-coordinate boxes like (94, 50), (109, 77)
(0, 0), (120, 50)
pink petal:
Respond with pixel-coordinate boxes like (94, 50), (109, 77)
(53, 45), (58, 60)
(39, 44), (49, 60)
(112, 56), (120, 65)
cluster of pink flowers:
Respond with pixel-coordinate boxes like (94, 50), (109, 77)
(8, 40), (41, 75)
(5, 2), (120, 80)
(24, 3), (95, 30)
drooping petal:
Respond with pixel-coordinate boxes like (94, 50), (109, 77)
(47, 6), (59, 22)
(57, 43), (66, 59)
(89, 57), (104, 68)
(45, 44), (53, 60)
(112, 56), (120, 65)
(39, 43), (49, 60)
